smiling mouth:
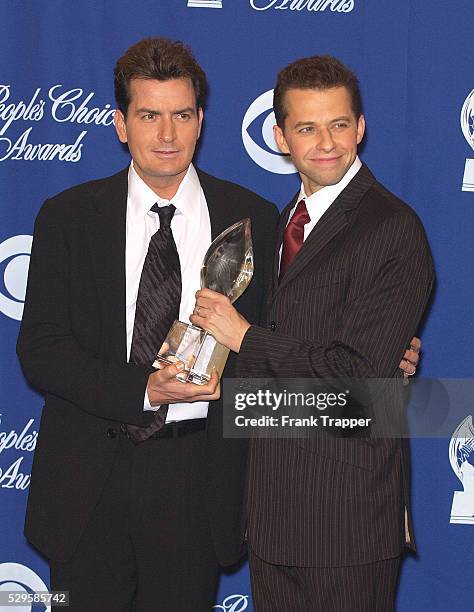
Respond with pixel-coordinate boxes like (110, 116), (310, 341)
(310, 157), (341, 164)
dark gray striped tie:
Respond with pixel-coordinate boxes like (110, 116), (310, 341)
(127, 203), (181, 443)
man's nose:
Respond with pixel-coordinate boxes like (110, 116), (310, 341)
(316, 129), (335, 151)
(158, 117), (176, 142)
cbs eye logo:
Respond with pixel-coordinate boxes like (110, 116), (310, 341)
(0, 562), (50, 611)
(241, 89), (296, 174)
(0, 235), (32, 321)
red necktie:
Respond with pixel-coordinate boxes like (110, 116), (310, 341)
(279, 200), (310, 281)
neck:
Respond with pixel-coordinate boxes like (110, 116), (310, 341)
(135, 167), (188, 200)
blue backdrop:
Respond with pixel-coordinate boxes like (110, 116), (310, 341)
(1, 1), (473, 610)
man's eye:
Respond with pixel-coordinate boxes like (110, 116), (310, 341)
(176, 113), (191, 121)
(142, 113), (155, 120)
(299, 126), (313, 134)
(333, 122), (348, 129)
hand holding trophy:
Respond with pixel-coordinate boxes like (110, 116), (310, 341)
(154, 218), (253, 384)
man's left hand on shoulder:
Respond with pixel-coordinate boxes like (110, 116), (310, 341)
(401, 336), (421, 383)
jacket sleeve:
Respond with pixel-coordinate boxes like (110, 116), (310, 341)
(237, 211), (434, 380)
(16, 200), (154, 427)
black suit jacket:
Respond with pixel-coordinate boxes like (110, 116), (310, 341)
(17, 167), (278, 566)
(237, 164), (434, 567)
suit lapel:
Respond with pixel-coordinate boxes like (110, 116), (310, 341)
(269, 197), (295, 299)
(197, 169), (236, 240)
(274, 163), (376, 297)
(89, 168), (129, 362)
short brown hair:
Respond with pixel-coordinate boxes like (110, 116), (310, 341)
(273, 55), (362, 127)
(114, 37), (208, 115)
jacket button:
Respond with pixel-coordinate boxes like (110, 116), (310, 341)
(269, 321), (276, 331)
(106, 428), (117, 439)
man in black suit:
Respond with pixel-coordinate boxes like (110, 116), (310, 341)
(192, 56), (434, 610)
(17, 38), (278, 611)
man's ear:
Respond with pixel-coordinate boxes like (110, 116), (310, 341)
(197, 107), (203, 139)
(273, 124), (290, 155)
(114, 110), (128, 144)
(356, 114), (365, 145)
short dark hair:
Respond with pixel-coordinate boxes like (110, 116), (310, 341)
(273, 55), (362, 128)
(114, 37), (208, 115)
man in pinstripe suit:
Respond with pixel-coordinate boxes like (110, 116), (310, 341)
(192, 55), (434, 611)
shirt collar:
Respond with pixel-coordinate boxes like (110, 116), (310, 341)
(298, 156), (362, 220)
(127, 162), (200, 223)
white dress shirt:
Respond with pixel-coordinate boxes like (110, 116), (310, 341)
(126, 162), (211, 421)
(281, 157), (363, 261)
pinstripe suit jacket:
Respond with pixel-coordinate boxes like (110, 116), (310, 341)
(236, 163), (434, 567)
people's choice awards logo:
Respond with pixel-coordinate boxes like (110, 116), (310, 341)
(249, 0), (354, 12)
(460, 88), (474, 192)
(0, 84), (114, 163)
(242, 89), (296, 174)
(449, 415), (474, 525)
(0, 413), (37, 491)
(213, 594), (249, 611)
(187, 0), (222, 8)
(0, 235), (32, 321)
(0, 562), (50, 611)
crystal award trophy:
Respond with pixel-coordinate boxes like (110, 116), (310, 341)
(153, 218), (253, 384)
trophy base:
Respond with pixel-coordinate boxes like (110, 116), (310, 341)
(153, 320), (230, 385)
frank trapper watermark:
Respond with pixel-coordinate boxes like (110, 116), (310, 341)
(224, 378), (376, 438)
(223, 378), (474, 439)
(233, 388), (370, 430)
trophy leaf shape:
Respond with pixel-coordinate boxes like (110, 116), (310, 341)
(201, 218), (253, 303)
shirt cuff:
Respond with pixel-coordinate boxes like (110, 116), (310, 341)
(143, 388), (160, 411)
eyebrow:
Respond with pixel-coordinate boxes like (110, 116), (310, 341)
(135, 106), (197, 116)
(293, 116), (352, 129)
